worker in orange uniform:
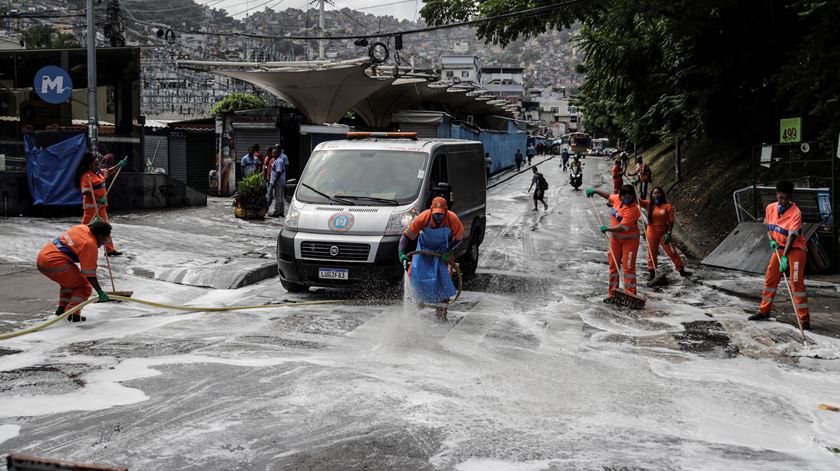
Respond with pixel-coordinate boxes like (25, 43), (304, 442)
(36, 221), (113, 322)
(628, 156), (653, 200)
(587, 184), (642, 302)
(611, 159), (624, 194)
(75, 151), (126, 256)
(398, 196), (464, 318)
(749, 180), (810, 330)
(638, 187), (691, 280)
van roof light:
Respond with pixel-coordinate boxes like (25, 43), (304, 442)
(346, 132), (418, 140)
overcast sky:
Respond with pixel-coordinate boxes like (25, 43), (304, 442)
(195, 0), (422, 21)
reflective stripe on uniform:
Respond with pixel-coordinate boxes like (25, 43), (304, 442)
(609, 274), (619, 278)
(614, 233), (640, 239)
(83, 204), (97, 209)
(616, 224), (630, 231)
(767, 224), (789, 236)
(792, 291), (807, 297)
(69, 296), (86, 303)
(405, 229), (418, 239)
(764, 287), (776, 293)
(80, 269), (97, 275)
(37, 263), (73, 273)
(625, 274), (637, 279)
(609, 282), (619, 287)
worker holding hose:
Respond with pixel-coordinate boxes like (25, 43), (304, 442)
(587, 184), (642, 303)
(749, 180), (810, 330)
(75, 151), (126, 256)
(36, 221), (113, 322)
(398, 196), (464, 318)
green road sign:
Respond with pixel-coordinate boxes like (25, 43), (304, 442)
(780, 117), (801, 143)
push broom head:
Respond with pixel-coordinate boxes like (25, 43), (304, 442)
(611, 289), (646, 310)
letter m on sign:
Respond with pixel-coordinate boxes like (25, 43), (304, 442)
(41, 74), (64, 94)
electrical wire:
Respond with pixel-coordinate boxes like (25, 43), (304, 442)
(121, 0), (587, 41)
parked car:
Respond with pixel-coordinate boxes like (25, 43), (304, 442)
(276, 132), (487, 293)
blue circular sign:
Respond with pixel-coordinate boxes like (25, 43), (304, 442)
(34, 66), (73, 104)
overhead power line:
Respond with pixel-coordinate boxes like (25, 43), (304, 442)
(123, 0), (587, 41)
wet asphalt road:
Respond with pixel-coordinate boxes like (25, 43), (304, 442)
(1, 156), (840, 470)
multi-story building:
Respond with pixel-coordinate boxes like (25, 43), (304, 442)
(481, 66), (525, 104)
(523, 86), (579, 137)
(440, 55), (480, 84)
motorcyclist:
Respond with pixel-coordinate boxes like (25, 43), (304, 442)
(569, 155), (584, 190)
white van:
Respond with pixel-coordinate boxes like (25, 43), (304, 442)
(276, 133), (486, 293)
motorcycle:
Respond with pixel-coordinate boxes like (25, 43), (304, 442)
(570, 168), (583, 190)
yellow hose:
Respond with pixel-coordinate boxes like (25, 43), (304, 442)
(0, 296), (345, 341)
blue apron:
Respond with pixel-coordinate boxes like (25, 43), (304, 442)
(411, 223), (457, 304)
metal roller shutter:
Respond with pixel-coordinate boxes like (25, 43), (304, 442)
(186, 134), (216, 193)
(145, 135), (169, 173)
(168, 134), (187, 183)
(398, 123), (438, 138)
(233, 124), (284, 157)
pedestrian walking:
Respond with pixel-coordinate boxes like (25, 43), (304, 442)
(267, 147), (290, 217)
(561, 147), (570, 172)
(528, 166), (549, 211)
(485, 152), (492, 182)
(749, 180), (811, 330)
(527, 145), (536, 163)
(36, 221), (113, 322)
(241, 147), (257, 178)
(620, 151), (630, 172)
(638, 187), (690, 280)
(587, 184), (642, 302)
(526, 148), (533, 166)
(76, 151), (126, 256)
(611, 159), (624, 194)
(515, 150), (524, 172)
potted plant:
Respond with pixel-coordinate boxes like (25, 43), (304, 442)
(232, 173), (268, 219)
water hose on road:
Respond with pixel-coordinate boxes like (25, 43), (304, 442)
(405, 249), (463, 304)
(0, 296), (346, 341)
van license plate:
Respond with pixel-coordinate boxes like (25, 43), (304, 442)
(318, 268), (349, 280)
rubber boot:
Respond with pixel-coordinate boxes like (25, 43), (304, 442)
(107, 250), (123, 257)
(748, 312), (771, 321)
(54, 306), (65, 317)
(648, 269), (656, 281)
(802, 322), (812, 331)
(679, 269), (692, 277)
(67, 314), (86, 322)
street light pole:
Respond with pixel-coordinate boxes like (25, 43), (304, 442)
(318, 0), (325, 60)
(86, 0), (98, 153)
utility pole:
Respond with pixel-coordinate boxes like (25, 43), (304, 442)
(318, 0), (325, 60)
(86, 0), (98, 153)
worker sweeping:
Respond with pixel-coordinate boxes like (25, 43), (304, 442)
(638, 187), (691, 280)
(587, 184), (642, 303)
(36, 221), (113, 322)
(76, 151), (126, 256)
(749, 180), (811, 330)
(398, 196), (464, 318)
(611, 159), (624, 194)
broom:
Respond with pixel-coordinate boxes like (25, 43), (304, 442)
(589, 196), (646, 309)
(88, 175), (133, 298)
(771, 248), (807, 345)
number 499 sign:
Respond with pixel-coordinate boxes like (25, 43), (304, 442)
(780, 117), (801, 144)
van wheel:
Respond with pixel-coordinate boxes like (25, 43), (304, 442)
(460, 240), (479, 279)
(281, 279), (310, 293)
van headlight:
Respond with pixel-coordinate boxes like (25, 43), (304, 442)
(284, 203), (301, 230)
(385, 206), (417, 235)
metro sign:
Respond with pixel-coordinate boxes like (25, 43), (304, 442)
(34, 66), (73, 104)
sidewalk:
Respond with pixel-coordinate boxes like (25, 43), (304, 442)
(0, 263), (56, 335)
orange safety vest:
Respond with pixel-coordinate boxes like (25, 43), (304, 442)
(51, 224), (100, 276)
(765, 201), (808, 252)
(81, 170), (108, 209)
(608, 194), (641, 239)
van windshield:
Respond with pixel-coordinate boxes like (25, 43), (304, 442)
(296, 149), (428, 205)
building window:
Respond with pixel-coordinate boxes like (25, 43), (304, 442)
(461, 70), (469, 78)
(446, 71), (454, 78)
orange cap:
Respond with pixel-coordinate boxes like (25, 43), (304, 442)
(431, 196), (448, 214)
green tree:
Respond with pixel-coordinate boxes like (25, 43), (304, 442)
(20, 25), (55, 49)
(209, 93), (268, 116)
(51, 32), (81, 49)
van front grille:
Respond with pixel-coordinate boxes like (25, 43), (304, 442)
(300, 241), (370, 261)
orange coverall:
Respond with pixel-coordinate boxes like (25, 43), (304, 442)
(639, 200), (685, 272)
(612, 164), (623, 194)
(36, 225), (100, 315)
(80, 170), (115, 252)
(759, 202), (809, 323)
(607, 194), (641, 297)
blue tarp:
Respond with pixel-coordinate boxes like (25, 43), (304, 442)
(25, 134), (88, 205)
(450, 121), (527, 174)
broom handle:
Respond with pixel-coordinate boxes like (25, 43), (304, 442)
(106, 165), (123, 195)
(631, 182), (660, 270)
(88, 175), (117, 293)
(589, 196), (623, 276)
(772, 247), (806, 345)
